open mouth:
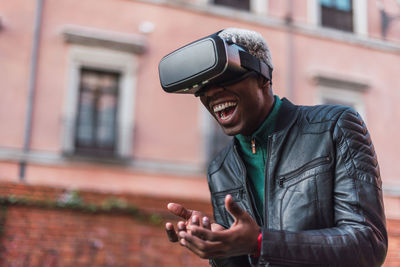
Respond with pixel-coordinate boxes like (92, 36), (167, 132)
(212, 101), (237, 121)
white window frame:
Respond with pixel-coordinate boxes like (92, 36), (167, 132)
(316, 86), (366, 120)
(62, 45), (137, 158)
(251, 0), (269, 15)
(205, 0), (268, 15)
(308, 0), (367, 36)
(314, 73), (369, 121)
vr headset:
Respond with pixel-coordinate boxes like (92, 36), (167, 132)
(158, 30), (271, 96)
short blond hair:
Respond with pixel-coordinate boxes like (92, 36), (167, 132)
(218, 28), (274, 72)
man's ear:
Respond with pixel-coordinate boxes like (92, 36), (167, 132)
(263, 80), (271, 91)
(256, 75), (268, 89)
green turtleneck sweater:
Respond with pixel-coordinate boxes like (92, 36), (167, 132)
(235, 96), (282, 219)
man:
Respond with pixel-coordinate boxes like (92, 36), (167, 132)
(159, 28), (387, 266)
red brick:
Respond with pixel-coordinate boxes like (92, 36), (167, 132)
(0, 183), (210, 266)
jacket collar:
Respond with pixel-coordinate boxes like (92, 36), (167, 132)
(208, 97), (299, 174)
(273, 97), (299, 134)
(235, 95), (282, 145)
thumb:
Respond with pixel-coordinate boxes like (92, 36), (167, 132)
(225, 194), (245, 222)
(167, 203), (192, 220)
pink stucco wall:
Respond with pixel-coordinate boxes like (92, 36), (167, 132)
(0, 0), (399, 211)
(0, 1), (36, 149)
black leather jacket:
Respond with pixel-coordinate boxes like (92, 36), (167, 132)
(208, 99), (387, 267)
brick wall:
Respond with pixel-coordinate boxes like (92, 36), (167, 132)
(0, 182), (211, 267)
(0, 206), (212, 266)
(0, 182), (399, 266)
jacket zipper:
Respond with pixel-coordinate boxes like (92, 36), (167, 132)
(264, 136), (272, 229)
(233, 145), (262, 225)
(278, 155), (331, 187)
(251, 139), (256, 154)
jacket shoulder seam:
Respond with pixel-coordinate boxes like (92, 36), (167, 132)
(335, 109), (381, 189)
(304, 105), (349, 124)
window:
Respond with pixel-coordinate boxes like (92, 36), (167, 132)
(62, 45), (138, 160)
(214, 0), (250, 11)
(320, 0), (353, 32)
(314, 74), (369, 121)
(62, 26), (146, 160)
(318, 88), (366, 121)
(309, 0), (367, 35)
(209, 0), (268, 15)
(75, 68), (120, 157)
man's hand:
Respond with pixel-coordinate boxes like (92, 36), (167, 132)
(165, 203), (224, 243)
(178, 194), (260, 259)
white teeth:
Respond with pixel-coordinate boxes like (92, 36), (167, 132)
(213, 102), (237, 113)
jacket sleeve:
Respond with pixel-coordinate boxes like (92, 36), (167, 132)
(258, 108), (388, 267)
(209, 256), (252, 267)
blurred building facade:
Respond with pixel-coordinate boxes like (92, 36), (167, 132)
(0, 0), (399, 265)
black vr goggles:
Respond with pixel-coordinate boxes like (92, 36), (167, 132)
(158, 30), (271, 96)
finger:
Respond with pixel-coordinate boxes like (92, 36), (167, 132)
(211, 223), (226, 232)
(165, 222), (178, 242)
(177, 221), (187, 246)
(187, 215), (199, 232)
(190, 226), (220, 241)
(177, 221), (187, 232)
(167, 203), (192, 220)
(180, 231), (224, 259)
(225, 194), (245, 220)
(191, 215), (200, 226)
(202, 217), (211, 230)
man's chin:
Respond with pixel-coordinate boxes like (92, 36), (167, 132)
(213, 115), (241, 136)
(220, 125), (240, 136)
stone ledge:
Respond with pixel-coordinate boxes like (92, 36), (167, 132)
(0, 147), (205, 177)
(62, 24), (147, 54)
(312, 72), (370, 92)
